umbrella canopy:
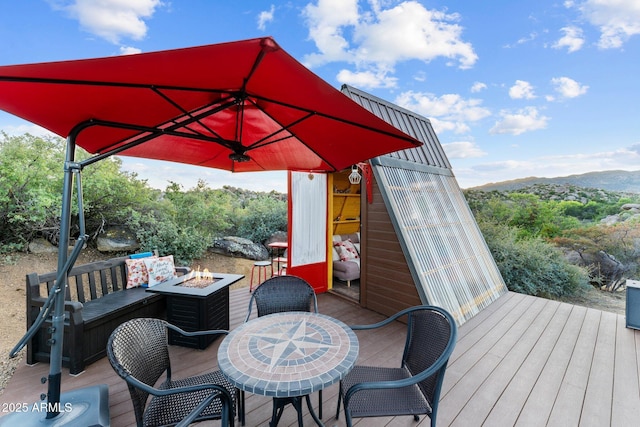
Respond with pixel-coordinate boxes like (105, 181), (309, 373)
(0, 37), (420, 172)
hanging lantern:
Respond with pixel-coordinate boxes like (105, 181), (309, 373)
(348, 165), (362, 184)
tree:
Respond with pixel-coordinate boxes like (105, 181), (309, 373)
(554, 221), (640, 291)
(0, 133), (65, 251)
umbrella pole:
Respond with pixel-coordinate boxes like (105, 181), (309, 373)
(45, 135), (76, 418)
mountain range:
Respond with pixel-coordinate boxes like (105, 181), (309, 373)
(468, 170), (640, 193)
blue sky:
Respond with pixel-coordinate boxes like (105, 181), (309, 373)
(1, 0), (639, 192)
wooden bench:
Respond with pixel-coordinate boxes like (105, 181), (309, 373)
(26, 254), (188, 374)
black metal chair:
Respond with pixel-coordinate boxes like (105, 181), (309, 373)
(245, 274), (318, 320)
(244, 275), (321, 424)
(107, 318), (236, 427)
(336, 305), (457, 427)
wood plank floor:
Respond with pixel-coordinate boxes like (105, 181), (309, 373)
(1, 289), (639, 426)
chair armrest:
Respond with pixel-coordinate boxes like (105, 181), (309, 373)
(124, 374), (234, 427)
(344, 362), (447, 404)
(165, 322), (228, 338)
(348, 305), (424, 331)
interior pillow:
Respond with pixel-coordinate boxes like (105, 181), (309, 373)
(125, 256), (156, 289)
(144, 255), (177, 287)
(334, 239), (359, 262)
(332, 245), (340, 261)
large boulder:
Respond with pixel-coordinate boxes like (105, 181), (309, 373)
(96, 226), (139, 253)
(210, 236), (269, 260)
(264, 231), (287, 247)
(28, 238), (59, 254)
(621, 203), (640, 212)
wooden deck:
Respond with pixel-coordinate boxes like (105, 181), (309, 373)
(1, 289), (639, 426)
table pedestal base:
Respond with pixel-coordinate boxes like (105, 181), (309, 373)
(271, 394), (323, 427)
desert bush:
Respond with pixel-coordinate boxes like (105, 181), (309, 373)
(479, 220), (589, 298)
(233, 193), (288, 244)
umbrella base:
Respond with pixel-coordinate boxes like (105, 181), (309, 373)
(0, 384), (109, 426)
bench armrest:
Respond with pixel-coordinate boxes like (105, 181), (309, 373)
(176, 266), (191, 275)
(28, 295), (83, 313)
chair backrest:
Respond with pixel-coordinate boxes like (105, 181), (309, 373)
(246, 275), (318, 321)
(402, 307), (457, 410)
(107, 318), (172, 426)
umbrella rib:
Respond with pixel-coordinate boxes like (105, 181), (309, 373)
(249, 93), (421, 145)
(92, 97), (241, 154)
(86, 118), (239, 154)
(0, 76), (419, 145)
(241, 103), (341, 171)
(151, 86), (227, 141)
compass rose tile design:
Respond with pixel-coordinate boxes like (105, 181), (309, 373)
(218, 312), (359, 397)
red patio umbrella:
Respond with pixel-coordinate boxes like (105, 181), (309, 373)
(0, 37), (421, 426)
(0, 36), (420, 172)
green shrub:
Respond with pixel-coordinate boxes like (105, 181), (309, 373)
(0, 133), (65, 252)
(480, 220), (589, 298)
(126, 210), (209, 265)
(234, 194), (287, 244)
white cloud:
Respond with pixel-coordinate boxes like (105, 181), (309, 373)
(336, 69), (397, 89)
(257, 5), (275, 31)
(119, 45), (142, 55)
(302, 0), (359, 65)
(352, 2), (477, 69)
(552, 26), (585, 52)
(463, 145), (640, 181)
(0, 121), (56, 137)
(51, 0), (162, 44)
(302, 0), (477, 89)
(551, 76), (589, 98)
(119, 158), (288, 192)
(509, 80), (536, 100)
(572, 0), (640, 48)
(490, 107), (549, 135)
(442, 141), (487, 159)
(395, 91), (491, 134)
(471, 82), (487, 93)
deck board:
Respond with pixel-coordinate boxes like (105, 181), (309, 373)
(1, 290), (639, 426)
(611, 315), (640, 426)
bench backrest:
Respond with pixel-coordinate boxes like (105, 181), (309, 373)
(27, 256), (131, 303)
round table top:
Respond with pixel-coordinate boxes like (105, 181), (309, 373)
(218, 311), (359, 398)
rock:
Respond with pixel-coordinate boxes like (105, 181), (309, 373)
(210, 236), (269, 260)
(96, 226), (139, 252)
(28, 238), (59, 254)
(621, 203), (640, 211)
(600, 215), (620, 226)
(264, 231), (287, 247)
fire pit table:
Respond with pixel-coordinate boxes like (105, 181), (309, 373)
(146, 272), (244, 349)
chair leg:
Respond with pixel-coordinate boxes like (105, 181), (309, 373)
(318, 390), (322, 419)
(238, 389), (245, 426)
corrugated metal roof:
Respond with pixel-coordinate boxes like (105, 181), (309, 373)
(341, 84), (451, 169)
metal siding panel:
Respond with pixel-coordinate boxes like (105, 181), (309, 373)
(341, 84), (449, 169)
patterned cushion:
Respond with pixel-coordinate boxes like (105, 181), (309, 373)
(144, 255), (177, 287)
(125, 256), (155, 289)
(334, 239), (360, 261)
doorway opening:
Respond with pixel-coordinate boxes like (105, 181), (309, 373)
(330, 169), (361, 301)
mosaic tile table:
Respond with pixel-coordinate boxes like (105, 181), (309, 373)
(218, 311), (359, 426)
